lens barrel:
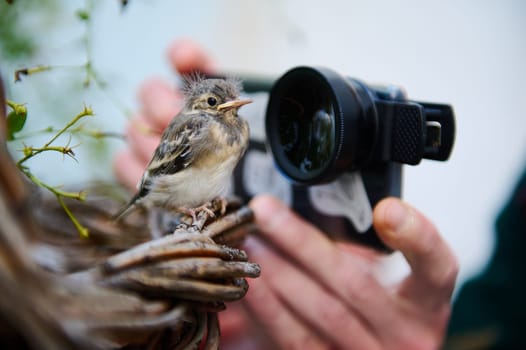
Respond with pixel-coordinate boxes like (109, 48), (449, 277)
(266, 67), (378, 185)
(265, 66), (455, 185)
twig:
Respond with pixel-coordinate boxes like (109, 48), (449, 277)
(56, 195), (89, 238)
(16, 105), (94, 166)
(21, 145), (77, 160)
(14, 65), (52, 82)
(20, 168), (86, 201)
(20, 167), (89, 237)
(15, 126), (125, 141)
(79, 0), (133, 117)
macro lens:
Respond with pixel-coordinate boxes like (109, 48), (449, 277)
(266, 66), (377, 185)
(275, 72), (335, 177)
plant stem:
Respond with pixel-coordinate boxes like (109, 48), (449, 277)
(16, 106), (93, 166)
(14, 65), (52, 82)
(44, 105), (93, 147)
(15, 126), (125, 141)
(20, 167), (89, 237)
(22, 145), (76, 159)
(21, 168), (86, 201)
(56, 195), (89, 238)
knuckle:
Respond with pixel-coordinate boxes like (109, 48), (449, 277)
(413, 218), (440, 256)
(283, 334), (329, 350)
(318, 298), (352, 329)
(336, 256), (376, 302)
(397, 336), (439, 350)
(432, 253), (459, 293)
(389, 326), (443, 350)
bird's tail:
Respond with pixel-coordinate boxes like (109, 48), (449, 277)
(112, 193), (141, 222)
(112, 203), (135, 222)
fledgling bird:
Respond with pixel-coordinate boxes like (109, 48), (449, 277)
(115, 76), (251, 222)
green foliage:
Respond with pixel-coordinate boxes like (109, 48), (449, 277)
(76, 9), (90, 21)
(6, 100), (27, 140)
(0, 0), (61, 62)
(13, 104), (96, 237)
(1, 0), (129, 237)
(16, 104), (94, 166)
(0, 3), (34, 61)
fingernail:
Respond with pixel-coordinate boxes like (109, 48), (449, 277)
(385, 202), (413, 235)
(249, 195), (288, 234)
(243, 236), (264, 257)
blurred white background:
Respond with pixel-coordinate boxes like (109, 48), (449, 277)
(6, 0), (526, 290)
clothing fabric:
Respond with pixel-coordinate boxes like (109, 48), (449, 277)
(446, 169), (526, 349)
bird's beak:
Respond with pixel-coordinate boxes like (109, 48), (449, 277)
(217, 98), (253, 112)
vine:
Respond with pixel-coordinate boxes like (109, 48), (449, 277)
(3, 0), (131, 237)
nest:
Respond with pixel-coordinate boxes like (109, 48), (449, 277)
(0, 77), (260, 349)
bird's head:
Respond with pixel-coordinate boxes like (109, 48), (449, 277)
(183, 76), (252, 118)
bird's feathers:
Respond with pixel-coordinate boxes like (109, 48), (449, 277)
(114, 77), (250, 222)
(146, 114), (206, 177)
(182, 74), (242, 106)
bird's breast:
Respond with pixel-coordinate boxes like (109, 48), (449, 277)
(153, 153), (239, 208)
(199, 120), (248, 164)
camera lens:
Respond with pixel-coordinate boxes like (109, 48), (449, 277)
(266, 67), (377, 185)
(275, 74), (335, 176)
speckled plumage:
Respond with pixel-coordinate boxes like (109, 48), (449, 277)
(115, 77), (251, 221)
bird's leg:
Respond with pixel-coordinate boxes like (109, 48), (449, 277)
(196, 197), (229, 218)
(177, 204), (215, 225)
(177, 198), (229, 229)
(195, 203), (217, 218)
(147, 208), (165, 239)
(177, 207), (199, 223)
(212, 197), (228, 216)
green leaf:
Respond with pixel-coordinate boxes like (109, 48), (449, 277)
(76, 9), (90, 21)
(6, 108), (27, 140)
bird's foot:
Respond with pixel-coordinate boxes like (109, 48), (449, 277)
(212, 197), (228, 216)
(178, 203), (215, 225)
(177, 198), (229, 230)
(194, 203), (217, 219)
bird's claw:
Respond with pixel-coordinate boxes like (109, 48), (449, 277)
(176, 198), (230, 232)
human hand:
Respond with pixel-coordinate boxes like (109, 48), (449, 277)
(222, 195), (458, 350)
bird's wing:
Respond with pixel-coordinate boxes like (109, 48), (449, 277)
(118, 113), (209, 214)
(115, 121), (198, 218)
(146, 114), (208, 177)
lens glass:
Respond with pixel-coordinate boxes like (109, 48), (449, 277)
(277, 79), (335, 176)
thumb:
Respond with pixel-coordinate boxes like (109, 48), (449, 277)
(167, 38), (217, 75)
(373, 197), (458, 308)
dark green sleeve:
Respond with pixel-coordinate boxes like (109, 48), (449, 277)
(445, 169), (526, 350)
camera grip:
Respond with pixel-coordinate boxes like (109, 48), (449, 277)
(377, 100), (455, 166)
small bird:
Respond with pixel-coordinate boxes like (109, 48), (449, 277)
(115, 76), (251, 222)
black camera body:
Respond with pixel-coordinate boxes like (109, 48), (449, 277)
(233, 66), (455, 251)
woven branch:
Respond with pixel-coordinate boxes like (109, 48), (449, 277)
(0, 74), (260, 349)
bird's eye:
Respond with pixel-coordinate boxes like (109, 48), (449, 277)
(207, 97), (217, 106)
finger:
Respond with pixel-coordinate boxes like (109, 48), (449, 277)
(126, 115), (161, 165)
(335, 241), (380, 262)
(113, 150), (145, 191)
(219, 302), (276, 349)
(244, 236), (381, 350)
(373, 198), (458, 310)
(218, 302), (249, 340)
(243, 238), (328, 350)
(138, 77), (183, 130)
(249, 195), (397, 333)
(167, 38), (217, 75)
